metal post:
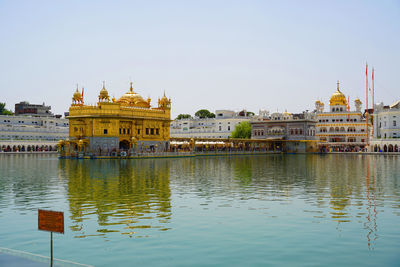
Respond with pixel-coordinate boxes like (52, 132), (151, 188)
(50, 232), (53, 267)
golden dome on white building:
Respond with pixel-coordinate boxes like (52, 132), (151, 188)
(329, 81), (347, 106)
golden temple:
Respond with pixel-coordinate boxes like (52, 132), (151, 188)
(59, 82), (171, 157)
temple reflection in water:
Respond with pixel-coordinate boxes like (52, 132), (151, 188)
(52, 154), (400, 248)
(58, 159), (171, 238)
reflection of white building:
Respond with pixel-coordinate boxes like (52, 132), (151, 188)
(370, 100), (400, 152)
(170, 110), (252, 138)
(315, 81), (367, 151)
(0, 114), (69, 152)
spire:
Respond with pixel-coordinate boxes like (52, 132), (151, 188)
(337, 80), (340, 92)
(130, 81), (133, 92)
(102, 81), (106, 89)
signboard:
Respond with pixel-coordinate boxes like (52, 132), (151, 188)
(38, 209), (64, 234)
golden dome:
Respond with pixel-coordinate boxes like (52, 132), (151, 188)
(354, 98), (361, 103)
(72, 88), (83, 104)
(158, 91), (171, 109)
(117, 82), (150, 108)
(73, 89), (81, 99)
(98, 82), (110, 102)
(329, 81), (348, 106)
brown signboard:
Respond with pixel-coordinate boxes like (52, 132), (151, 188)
(38, 209), (64, 234)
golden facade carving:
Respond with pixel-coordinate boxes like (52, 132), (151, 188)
(66, 82), (171, 153)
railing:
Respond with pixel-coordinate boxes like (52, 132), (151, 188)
(0, 247), (94, 267)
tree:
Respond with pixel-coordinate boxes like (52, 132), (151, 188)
(176, 114), (192, 120)
(195, 109), (215, 119)
(0, 102), (13, 115)
(231, 121), (252, 139)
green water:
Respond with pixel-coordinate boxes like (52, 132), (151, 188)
(0, 154), (399, 266)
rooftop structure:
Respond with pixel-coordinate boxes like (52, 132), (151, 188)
(14, 101), (53, 116)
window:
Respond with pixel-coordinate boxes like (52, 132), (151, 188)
(394, 121), (397, 127)
(104, 129), (108, 134)
(146, 128), (149, 135)
(156, 128), (159, 135)
(119, 128), (121, 134)
(219, 126), (221, 131)
(228, 126), (230, 131)
(150, 128), (154, 135)
(138, 129), (141, 135)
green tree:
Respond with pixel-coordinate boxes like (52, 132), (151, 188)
(195, 109), (215, 118)
(176, 114), (192, 120)
(0, 102), (13, 115)
(231, 121), (252, 139)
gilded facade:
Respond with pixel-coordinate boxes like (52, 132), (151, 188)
(60, 82), (171, 156)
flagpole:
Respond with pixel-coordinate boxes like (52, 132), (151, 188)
(372, 68), (375, 137)
(366, 63), (369, 148)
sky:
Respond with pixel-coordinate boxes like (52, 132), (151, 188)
(0, 0), (399, 118)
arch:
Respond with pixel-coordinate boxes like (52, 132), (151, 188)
(119, 140), (130, 150)
(340, 127), (345, 132)
(21, 145), (25, 152)
(384, 145), (387, 152)
(335, 127), (340, 132)
(388, 144), (394, 152)
(395, 145), (398, 152)
(329, 127), (334, 132)
(374, 145), (378, 152)
(378, 146), (381, 152)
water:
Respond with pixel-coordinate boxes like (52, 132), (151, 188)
(0, 154), (399, 266)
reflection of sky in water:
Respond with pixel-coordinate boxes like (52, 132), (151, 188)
(0, 154), (399, 266)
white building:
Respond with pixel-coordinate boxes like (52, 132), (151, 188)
(170, 110), (252, 139)
(370, 100), (400, 152)
(315, 81), (368, 151)
(0, 114), (69, 152)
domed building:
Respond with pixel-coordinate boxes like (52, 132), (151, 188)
(61, 82), (171, 157)
(315, 81), (368, 152)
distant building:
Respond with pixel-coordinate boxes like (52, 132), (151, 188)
(370, 100), (400, 152)
(170, 110), (252, 139)
(0, 114), (69, 152)
(250, 111), (318, 152)
(14, 101), (53, 116)
(315, 81), (367, 151)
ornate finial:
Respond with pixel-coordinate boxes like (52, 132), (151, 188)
(163, 90), (166, 97)
(337, 80), (340, 91)
(102, 81), (105, 89)
(130, 81), (133, 92)
(76, 84), (79, 91)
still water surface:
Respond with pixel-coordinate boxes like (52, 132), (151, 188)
(0, 154), (399, 266)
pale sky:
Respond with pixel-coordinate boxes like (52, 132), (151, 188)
(0, 0), (399, 118)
